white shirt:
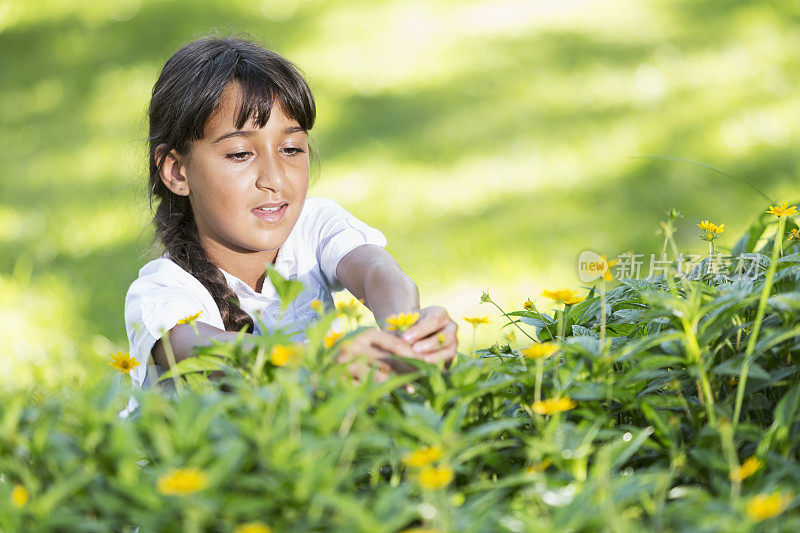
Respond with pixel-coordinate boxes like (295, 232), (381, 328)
(118, 196), (387, 419)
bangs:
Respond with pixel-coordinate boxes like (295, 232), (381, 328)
(230, 57), (315, 133)
(153, 37), (316, 151)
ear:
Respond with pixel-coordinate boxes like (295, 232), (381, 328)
(155, 143), (190, 197)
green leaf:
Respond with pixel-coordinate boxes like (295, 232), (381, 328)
(157, 355), (228, 382)
(266, 263), (306, 311)
(758, 382), (800, 455)
(711, 357), (770, 381)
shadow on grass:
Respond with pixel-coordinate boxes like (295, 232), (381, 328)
(0, 0), (798, 366)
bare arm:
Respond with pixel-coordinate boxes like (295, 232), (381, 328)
(336, 244), (458, 367)
(151, 321), (258, 374)
(335, 244), (420, 325)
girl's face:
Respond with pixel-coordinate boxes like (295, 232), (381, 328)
(181, 82), (310, 266)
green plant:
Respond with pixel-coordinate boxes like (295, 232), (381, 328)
(3, 204), (800, 531)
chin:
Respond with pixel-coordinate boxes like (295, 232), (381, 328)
(253, 240), (284, 253)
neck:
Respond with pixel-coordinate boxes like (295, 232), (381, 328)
(201, 238), (279, 293)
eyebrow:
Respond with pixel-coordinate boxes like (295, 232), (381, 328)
(211, 126), (305, 144)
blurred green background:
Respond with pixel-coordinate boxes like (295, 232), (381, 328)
(2, 0), (799, 391)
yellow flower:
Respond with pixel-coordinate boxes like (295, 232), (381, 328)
(10, 484), (28, 508)
(520, 343), (559, 360)
(531, 397), (577, 415)
(336, 298), (364, 318)
(746, 492), (792, 522)
(525, 459), (551, 474)
(730, 456), (763, 482)
(437, 333), (447, 346)
(234, 522), (273, 533)
(601, 255), (619, 282)
(176, 310), (203, 325)
(156, 467), (209, 495)
(324, 330), (345, 348)
(463, 316), (490, 326)
(697, 220), (725, 234)
(109, 352), (140, 374)
(270, 344), (300, 366)
(385, 311), (420, 332)
(404, 445), (443, 467)
(541, 289), (585, 305)
(418, 465), (454, 489)
(310, 299), (325, 314)
(523, 299), (535, 311)
(789, 229), (800, 241)
(697, 220), (725, 242)
(766, 202), (798, 218)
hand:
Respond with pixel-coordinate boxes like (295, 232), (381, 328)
(336, 328), (418, 383)
(397, 306), (458, 368)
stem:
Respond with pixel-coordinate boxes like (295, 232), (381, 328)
(252, 346), (266, 385)
(698, 365), (716, 426)
(709, 240), (716, 275)
(160, 331), (185, 395)
(487, 300), (537, 343)
(558, 304), (570, 340)
(599, 281), (607, 346)
(185, 506), (201, 533)
(675, 384), (694, 421)
(718, 420), (741, 501)
(668, 230), (679, 259)
(681, 318), (716, 426)
(535, 358), (543, 405)
(733, 215), (786, 429)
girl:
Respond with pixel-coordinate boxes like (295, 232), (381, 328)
(120, 36), (458, 417)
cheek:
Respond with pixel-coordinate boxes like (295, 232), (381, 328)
(191, 172), (251, 224)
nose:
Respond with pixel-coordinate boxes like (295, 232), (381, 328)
(254, 150), (286, 192)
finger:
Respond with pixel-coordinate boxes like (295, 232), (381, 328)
(348, 362), (366, 382)
(369, 329), (417, 359)
(341, 331), (420, 376)
(401, 306), (449, 344)
(410, 322), (458, 356)
(358, 356), (395, 382)
(419, 345), (458, 370)
(417, 332), (458, 364)
(376, 355), (419, 374)
(337, 336), (380, 363)
(419, 342), (457, 365)
(340, 340), (399, 376)
(347, 357), (389, 383)
(373, 368), (390, 383)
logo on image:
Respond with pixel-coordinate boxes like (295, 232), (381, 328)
(578, 251), (617, 283)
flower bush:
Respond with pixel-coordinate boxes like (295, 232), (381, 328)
(2, 203), (800, 531)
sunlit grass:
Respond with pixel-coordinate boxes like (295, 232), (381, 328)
(0, 272), (107, 391)
(1, 0), (799, 389)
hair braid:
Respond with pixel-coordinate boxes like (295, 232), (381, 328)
(152, 185), (255, 333)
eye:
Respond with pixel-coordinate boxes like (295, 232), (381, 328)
(226, 151), (252, 162)
(283, 147), (305, 156)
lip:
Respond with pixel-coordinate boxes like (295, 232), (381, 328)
(252, 203), (288, 222)
(254, 200), (287, 209)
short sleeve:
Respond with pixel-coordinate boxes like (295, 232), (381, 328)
(313, 198), (388, 293)
(124, 262), (222, 389)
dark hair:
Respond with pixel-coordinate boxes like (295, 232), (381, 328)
(147, 36), (316, 333)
